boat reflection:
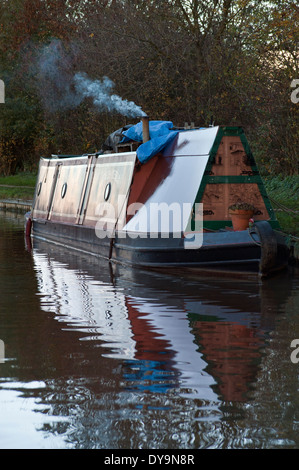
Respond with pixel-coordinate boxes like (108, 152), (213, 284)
(31, 238), (291, 403)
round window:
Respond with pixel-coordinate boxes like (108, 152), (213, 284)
(61, 183), (67, 199)
(37, 182), (42, 196)
(104, 182), (111, 201)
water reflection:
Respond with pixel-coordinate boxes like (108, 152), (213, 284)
(31, 238), (291, 403)
(1, 212), (298, 449)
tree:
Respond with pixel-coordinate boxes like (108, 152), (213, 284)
(0, 0), (298, 174)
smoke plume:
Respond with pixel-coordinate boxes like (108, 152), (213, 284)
(36, 39), (145, 118)
(73, 72), (146, 117)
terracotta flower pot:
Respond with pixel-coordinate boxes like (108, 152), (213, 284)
(228, 209), (254, 231)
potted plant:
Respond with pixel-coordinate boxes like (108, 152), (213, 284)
(228, 202), (256, 231)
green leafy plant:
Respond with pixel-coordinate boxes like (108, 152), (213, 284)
(228, 202), (256, 211)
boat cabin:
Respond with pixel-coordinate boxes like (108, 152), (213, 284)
(28, 119), (287, 277)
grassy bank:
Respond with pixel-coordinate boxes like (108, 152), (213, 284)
(264, 175), (299, 263)
(0, 172), (36, 201)
(264, 175), (299, 238)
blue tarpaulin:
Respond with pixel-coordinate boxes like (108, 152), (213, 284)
(121, 120), (179, 164)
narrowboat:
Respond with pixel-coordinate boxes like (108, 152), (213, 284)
(26, 118), (288, 278)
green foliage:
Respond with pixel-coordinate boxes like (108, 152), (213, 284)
(0, 0), (298, 175)
(228, 202), (256, 211)
(265, 175), (299, 208)
(265, 175), (299, 237)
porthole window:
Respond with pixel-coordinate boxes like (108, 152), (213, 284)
(37, 182), (42, 196)
(104, 182), (111, 201)
(61, 183), (67, 199)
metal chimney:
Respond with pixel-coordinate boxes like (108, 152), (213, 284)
(142, 115), (150, 143)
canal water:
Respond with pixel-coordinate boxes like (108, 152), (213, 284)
(0, 211), (298, 450)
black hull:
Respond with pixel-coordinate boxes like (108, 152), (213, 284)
(28, 217), (288, 279)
